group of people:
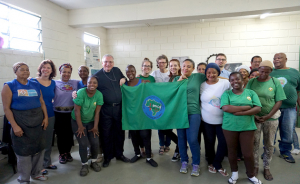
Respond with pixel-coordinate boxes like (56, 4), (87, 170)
(1, 52), (299, 184)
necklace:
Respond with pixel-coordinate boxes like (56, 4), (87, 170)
(103, 68), (117, 81)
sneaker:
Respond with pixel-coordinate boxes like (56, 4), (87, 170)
(279, 153), (296, 163)
(90, 162), (101, 172)
(291, 149), (300, 155)
(180, 161), (188, 174)
(96, 154), (103, 163)
(191, 164), (200, 176)
(32, 175), (48, 181)
(146, 158), (158, 167)
(59, 154), (67, 164)
(130, 155), (141, 163)
(80, 164), (89, 176)
(66, 152), (73, 162)
(171, 152), (180, 162)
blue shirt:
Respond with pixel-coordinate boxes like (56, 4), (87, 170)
(220, 69), (231, 79)
(77, 81), (87, 90)
(5, 79), (41, 111)
(125, 79), (142, 86)
(32, 79), (56, 117)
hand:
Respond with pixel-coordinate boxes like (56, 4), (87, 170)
(76, 126), (85, 138)
(177, 74), (187, 81)
(88, 127), (99, 138)
(120, 78), (126, 86)
(254, 116), (261, 122)
(136, 74), (142, 77)
(42, 118), (48, 130)
(259, 115), (270, 122)
(72, 91), (77, 99)
(12, 125), (24, 137)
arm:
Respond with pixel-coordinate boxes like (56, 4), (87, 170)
(142, 80), (150, 83)
(222, 105), (251, 113)
(88, 105), (102, 138)
(74, 104), (85, 138)
(257, 101), (282, 122)
(1, 84), (23, 137)
(39, 91), (48, 130)
(119, 78), (126, 86)
(234, 106), (261, 116)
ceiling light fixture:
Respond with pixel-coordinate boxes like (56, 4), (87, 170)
(260, 13), (270, 19)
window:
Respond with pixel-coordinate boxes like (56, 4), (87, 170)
(84, 32), (100, 45)
(0, 2), (42, 52)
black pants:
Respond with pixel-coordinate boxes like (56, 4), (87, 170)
(100, 105), (124, 160)
(198, 120), (208, 159)
(54, 112), (74, 155)
(203, 122), (227, 170)
(130, 130), (152, 158)
(159, 129), (179, 153)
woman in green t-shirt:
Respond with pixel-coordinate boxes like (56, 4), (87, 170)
(246, 60), (286, 181)
(221, 72), (262, 184)
(71, 76), (104, 176)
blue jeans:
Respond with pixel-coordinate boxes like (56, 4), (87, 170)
(293, 119), (300, 149)
(278, 108), (297, 155)
(158, 130), (171, 147)
(177, 114), (201, 165)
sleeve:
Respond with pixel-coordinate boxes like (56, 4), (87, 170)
(251, 90), (262, 107)
(220, 91), (230, 109)
(273, 78), (287, 102)
(96, 91), (104, 106)
(73, 89), (84, 106)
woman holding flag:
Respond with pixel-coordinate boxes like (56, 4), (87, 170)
(174, 59), (206, 176)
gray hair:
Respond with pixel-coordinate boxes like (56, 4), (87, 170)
(102, 54), (114, 61)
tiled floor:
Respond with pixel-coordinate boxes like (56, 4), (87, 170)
(1, 129), (300, 184)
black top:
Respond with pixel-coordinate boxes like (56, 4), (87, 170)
(94, 67), (125, 104)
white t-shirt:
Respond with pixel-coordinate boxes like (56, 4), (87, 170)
(200, 79), (231, 125)
(150, 70), (170, 83)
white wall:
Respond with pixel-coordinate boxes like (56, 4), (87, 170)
(0, 0), (107, 139)
(106, 13), (300, 75)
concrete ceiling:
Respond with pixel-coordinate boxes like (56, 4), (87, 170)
(48, 0), (166, 9)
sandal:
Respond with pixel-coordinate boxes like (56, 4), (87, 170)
(228, 177), (237, 184)
(218, 168), (229, 177)
(263, 170), (273, 181)
(208, 165), (216, 173)
(248, 177), (262, 184)
(159, 147), (164, 155)
(164, 146), (170, 152)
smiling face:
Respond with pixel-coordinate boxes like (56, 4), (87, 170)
(78, 67), (89, 80)
(41, 63), (52, 78)
(16, 65), (30, 79)
(251, 57), (262, 69)
(61, 68), (72, 82)
(258, 66), (272, 80)
(273, 53), (287, 69)
(141, 61), (152, 75)
(126, 66), (136, 81)
(249, 71), (259, 79)
(158, 59), (167, 70)
(169, 61), (180, 75)
(102, 56), (114, 72)
(87, 77), (98, 91)
(229, 73), (243, 90)
(239, 69), (249, 80)
(182, 61), (194, 77)
(197, 64), (206, 74)
(206, 68), (219, 82)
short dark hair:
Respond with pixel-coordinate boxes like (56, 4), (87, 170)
(251, 56), (262, 63)
(37, 59), (57, 80)
(250, 68), (259, 75)
(183, 59), (195, 68)
(216, 53), (227, 60)
(197, 62), (207, 68)
(229, 71), (242, 81)
(156, 54), (168, 68)
(142, 58), (153, 69)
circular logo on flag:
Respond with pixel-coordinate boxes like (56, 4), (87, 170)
(142, 95), (165, 119)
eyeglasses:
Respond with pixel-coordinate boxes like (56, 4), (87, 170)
(158, 62), (167, 64)
(142, 65), (151, 68)
(103, 61), (114, 64)
(216, 59), (226, 61)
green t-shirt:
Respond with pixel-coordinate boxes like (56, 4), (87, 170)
(174, 73), (206, 114)
(270, 68), (300, 108)
(71, 88), (104, 123)
(221, 89), (262, 131)
(246, 77), (286, 120)
(137, 75), (155, 83)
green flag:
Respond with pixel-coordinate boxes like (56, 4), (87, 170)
(121, 80), (189, 130)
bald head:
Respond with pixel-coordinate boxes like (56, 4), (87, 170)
(273, 53), (287, 69)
